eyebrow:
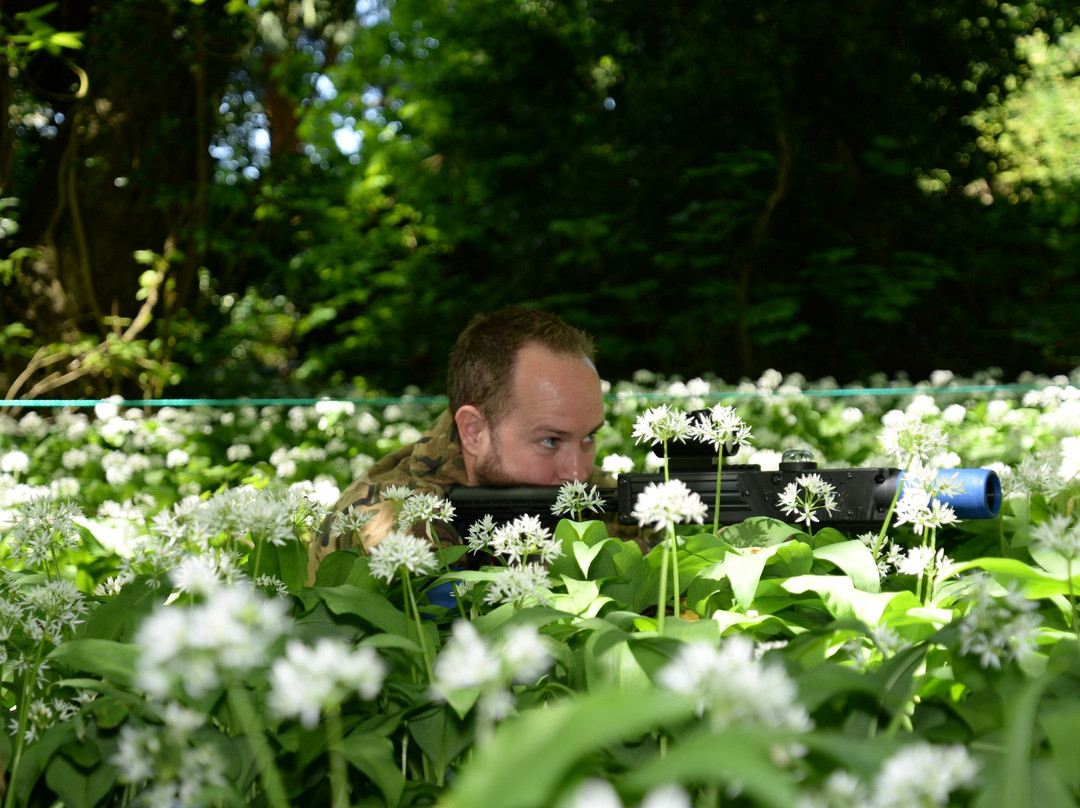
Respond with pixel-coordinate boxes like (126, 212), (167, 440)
(532, 420), (605, 438)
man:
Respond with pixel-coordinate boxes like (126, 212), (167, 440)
(309, 305), (607, 577)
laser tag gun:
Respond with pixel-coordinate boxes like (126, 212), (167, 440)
(446, 434), (1002, 536)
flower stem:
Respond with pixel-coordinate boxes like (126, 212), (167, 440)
(712, 454), (722, 535)
(402, 574), (434, 681)
(656, 527), (672, 635)
(2, 650), (42, 808)
(226, 681), (290, 808)
(429, 523), (468, 621)
(873, 460), (911, 557)
(251, 536), (264, 580)
(326, 705), (349, 808)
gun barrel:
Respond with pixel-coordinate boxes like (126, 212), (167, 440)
(445, 467), (1002, 536)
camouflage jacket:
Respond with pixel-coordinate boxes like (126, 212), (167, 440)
(309, 409), (468, 577)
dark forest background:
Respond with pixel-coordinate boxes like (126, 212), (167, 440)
(2, 0), (1078, 401)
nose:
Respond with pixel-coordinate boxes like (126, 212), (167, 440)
(556, 447), (587, 483)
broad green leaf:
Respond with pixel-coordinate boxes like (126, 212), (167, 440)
(781, 575), (905, 625)
(338, 732), (406, 806)
(725, 548), (771, 611)
(717, 517), (797, 548)
(813, 539), (882, 593)
(622, 728), (800, 808)
(313, 585), (409, 635)
(442, 690), (697, 808)
(549, 576), (612, 618)
(48, 640), (139, 687)
(408, 704), (475, 777)
(46, 753), (118, 808)
(952, 557), (1080, 599)
(77, 576), (161, 642)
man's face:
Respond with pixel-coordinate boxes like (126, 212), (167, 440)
(473, 344), (605, 486)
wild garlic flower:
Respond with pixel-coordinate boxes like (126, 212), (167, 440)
(17, 579), (87, 643)
(379, 484), (415, 507)
(465, 513), (498, 553)
(956, 573), (1041, 669)
(268, 638), (386, 728)
(489, 514), (562, 565)
(891, 489), (959, 536)
(878, 416), (948, 467)
(5, 496), (84, 570)
(688, 404), (754, 454)
(332, 507), (374, 540)
(600, 453), (635, 476)
(432, 620), (553, 702)
(368, 530), (440, 584)
(657, 636), (811, 732)
(777, 473), (838, 531)
(799, 742), (976, 808)
(631, 479), (708, 532)
(134, 584), (291, 700)
(1030, 513), (1080, 560)
(397, 491), (456, 531)
(870, 742), (978, 808)
(552, 480), (605, 520)
(484, 562), (553, 607)
(191, 486), (298, 547)
(565, 779), (691, 808)
(631, 405), (694, 447)
(1006, 447), (1067, 499)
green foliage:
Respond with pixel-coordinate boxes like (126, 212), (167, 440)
(1, 370), (1079, 805)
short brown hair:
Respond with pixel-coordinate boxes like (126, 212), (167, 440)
(447, 305), (596, 429)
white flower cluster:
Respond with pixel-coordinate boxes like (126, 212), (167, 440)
(687, 404), (754, 454)
(956, 573), (1041, 669)
(777, 473), (838, 532)
(657, 636), (811, 732)
(631, 479), (708, 532)
(112, 707), (228, 803)
(432, 620), (552, 720)
(891, 489), (959, 537)
(268, 638), (386, 728)
(4, 496), (84, 571)
(134, 584), (291, 700)
(368, 530), (440, 584)
(564, 779), (690, 808)
(1030, 512), (1080, 561)
(465, 512), (559, 607)
(800, 741), (977, 808)
(552, 480), (606, 520)
(396, 490), (456, 533)
(631, 404), (694, 447)
(878, 415), (948, 467)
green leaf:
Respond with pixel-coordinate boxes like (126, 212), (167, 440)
(718, 517), (797, 548)
(549, 576), (612, 618)
(725, 548), (771, 611)
(77, 576), (162, 641)
(813, 539), (882, 593)
(338, 732), (406, 806)
(622, 727), (800, 807)
(781, 575), (906, 625)
(442, 690), (698, 808)
(408, 704), (475, 777)
(952, 557), (1080, 599)
(313, 585), (409, 635)
(48, 639), (139, 687)
(45, 753), (118, 808)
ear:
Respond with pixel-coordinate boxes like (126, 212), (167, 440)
(454, 405), (491, 459)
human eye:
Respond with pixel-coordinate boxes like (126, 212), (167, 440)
(540, 436), (559, 449)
